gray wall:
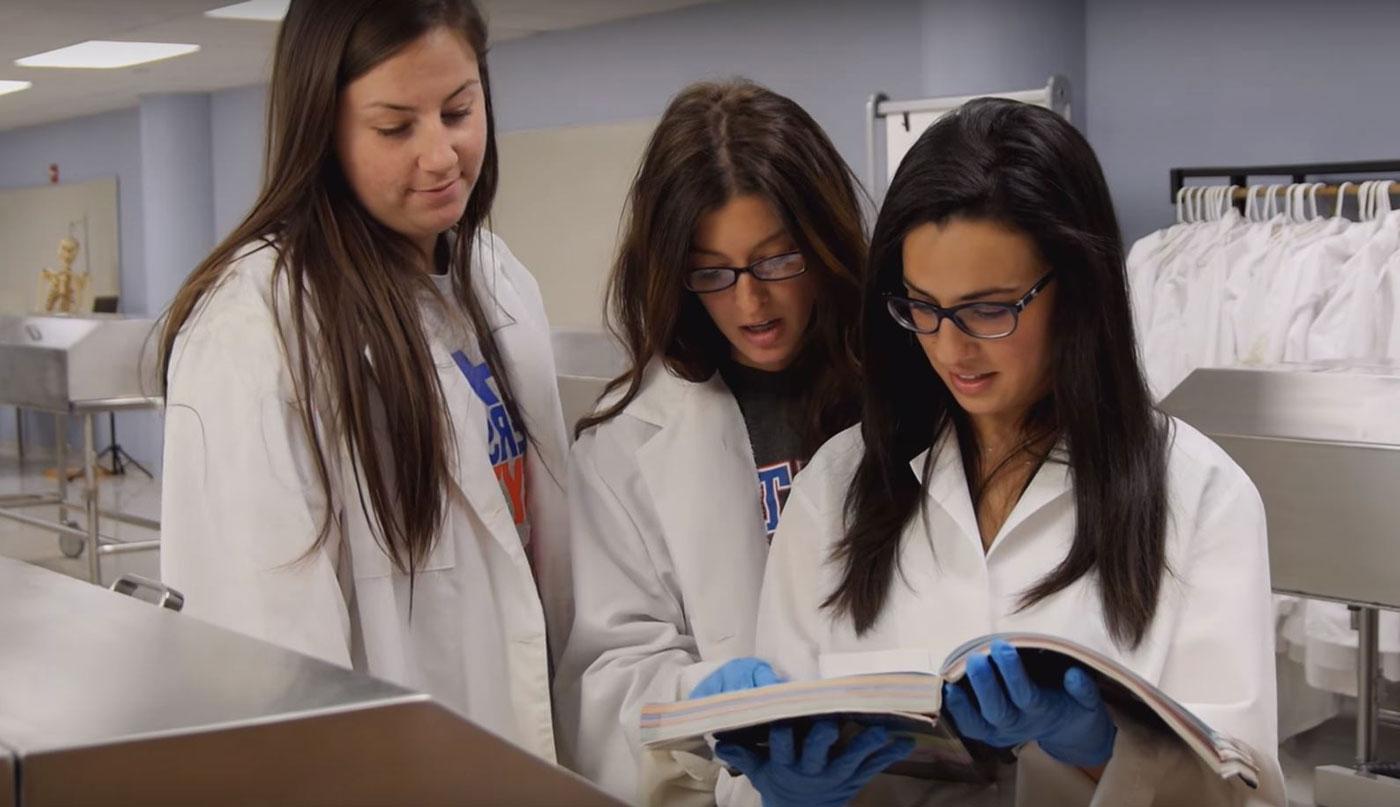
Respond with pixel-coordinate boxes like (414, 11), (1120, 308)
(921, 0), (1085, 129)
(210, 84), (269, 242)
(491, 0), (927, 175)
(139, 94), (216, 318)
(1086, 0), (1400, 244)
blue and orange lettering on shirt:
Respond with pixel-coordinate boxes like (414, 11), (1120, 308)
(452, 350), (527, 528)
(757, 460), (801, 540)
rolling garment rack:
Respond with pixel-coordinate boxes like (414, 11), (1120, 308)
(1170, 159), (1400, 204)
(1164, 159), (1400, 807)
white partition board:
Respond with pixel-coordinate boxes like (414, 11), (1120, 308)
(0, 177), (119, 315)
(492, 118), (657, 332)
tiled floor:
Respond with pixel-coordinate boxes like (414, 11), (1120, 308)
(0, 452), (160, 587)
(3, 452), (1399, 805)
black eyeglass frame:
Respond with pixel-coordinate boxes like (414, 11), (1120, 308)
(884, 272), (1056, 339)
(684, 250), (808, 293)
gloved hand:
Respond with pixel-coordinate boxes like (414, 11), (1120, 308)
(689, 657), (784, 698)
(715, 720), (915, 807)
(942, 640), (1116, 768)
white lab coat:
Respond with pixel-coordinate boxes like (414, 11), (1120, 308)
(160, 232), (571, 762)
(555, 358), (769, 804)
(1305, 210), (1400, 362)
(737, 419), (1286, 806)
(1381, 249), (1400, 359)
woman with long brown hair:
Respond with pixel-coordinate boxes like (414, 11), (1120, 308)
(157, 0), (570, 761)
(552, 79), (895, 803)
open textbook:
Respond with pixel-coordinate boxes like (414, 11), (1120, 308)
(639, 632), (1262, 789)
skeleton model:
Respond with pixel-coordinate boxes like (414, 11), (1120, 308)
(40, 236), (89, 314)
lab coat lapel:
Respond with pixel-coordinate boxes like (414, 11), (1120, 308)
(911, 436), (1072, 558)
(434, 338), (528, 559)
(988, 453), (1072, 558)
(431, 252), (531, 560)
(636, 372), (767, 657)
(912, 435), (983, 555)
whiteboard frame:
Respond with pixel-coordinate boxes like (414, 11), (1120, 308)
(864, 75), (1072, 201)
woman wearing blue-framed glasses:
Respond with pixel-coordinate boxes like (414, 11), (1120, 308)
(707, 98), (1285, 806)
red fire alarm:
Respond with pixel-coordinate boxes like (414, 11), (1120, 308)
(48, 163), (59, 184)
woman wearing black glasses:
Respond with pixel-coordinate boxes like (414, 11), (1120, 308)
(717, 99), (1285, 806)
(552, 79), (881, 804)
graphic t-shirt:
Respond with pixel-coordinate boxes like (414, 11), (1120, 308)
(717, 359), (806, 542)
(431, 271), (530, 547)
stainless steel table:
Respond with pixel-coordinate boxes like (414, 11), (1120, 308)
(1162, 362), (1400, 806)
(0, 556), (620, 806)
(0, 314), (160, 583)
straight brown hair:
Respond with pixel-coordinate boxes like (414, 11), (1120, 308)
(577, 79), (867, 457)
(157, 0), (525, 578)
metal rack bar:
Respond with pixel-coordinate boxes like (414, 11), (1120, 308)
(867, 76), (1070, 201)
(1169, 159), (1400, 200)
(1214, 184), (1400, 201)
(0, 409), (160, 583)
(1356, 606), (1381, 768)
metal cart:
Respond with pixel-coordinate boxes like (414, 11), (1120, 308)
(0, 314), (160, 584)
(1163, 363), (1400, 806)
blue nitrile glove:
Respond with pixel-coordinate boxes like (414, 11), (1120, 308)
(714, 720), (916, 807)
(942, 640), (1116, 768)
(689, 657), (785, 698)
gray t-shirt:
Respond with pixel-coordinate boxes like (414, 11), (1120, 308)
(718, 359), (806, 541)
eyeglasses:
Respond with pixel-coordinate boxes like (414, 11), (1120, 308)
(885, 272), (1055, 339)
(684, 251), (807, 293)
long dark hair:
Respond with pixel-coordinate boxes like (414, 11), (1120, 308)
(158, 0), (523, 578)
(825, 99), (1170, 647)
(576, 79), (866, 458)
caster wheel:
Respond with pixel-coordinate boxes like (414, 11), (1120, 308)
(60, 524), (85, 559)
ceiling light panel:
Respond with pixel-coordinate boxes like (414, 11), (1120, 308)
(204, 1), (290, 22)
(16, 41), (201, 69)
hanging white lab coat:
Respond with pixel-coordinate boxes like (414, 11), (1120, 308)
(736, 420), (1286, 807)
(1381, 250), (1400, 359)
(160, 232), (571, 762)
(1126, 219), (1188, 356)
(1217, 206), (1339, 368)
(1142, 213), (1243, 398)
(1305, 210), (1400, 362)
(554, 358), (770, 804)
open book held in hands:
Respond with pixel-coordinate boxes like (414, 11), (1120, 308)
(639, 632), (1262, 789)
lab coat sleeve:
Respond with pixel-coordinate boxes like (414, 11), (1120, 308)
(713, 484), (838, 807)
(752, 484), (833, 682)
(555, 426), (724, 801)
(1088, 475), (1285, 806)
(160, 274), (351, 669)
